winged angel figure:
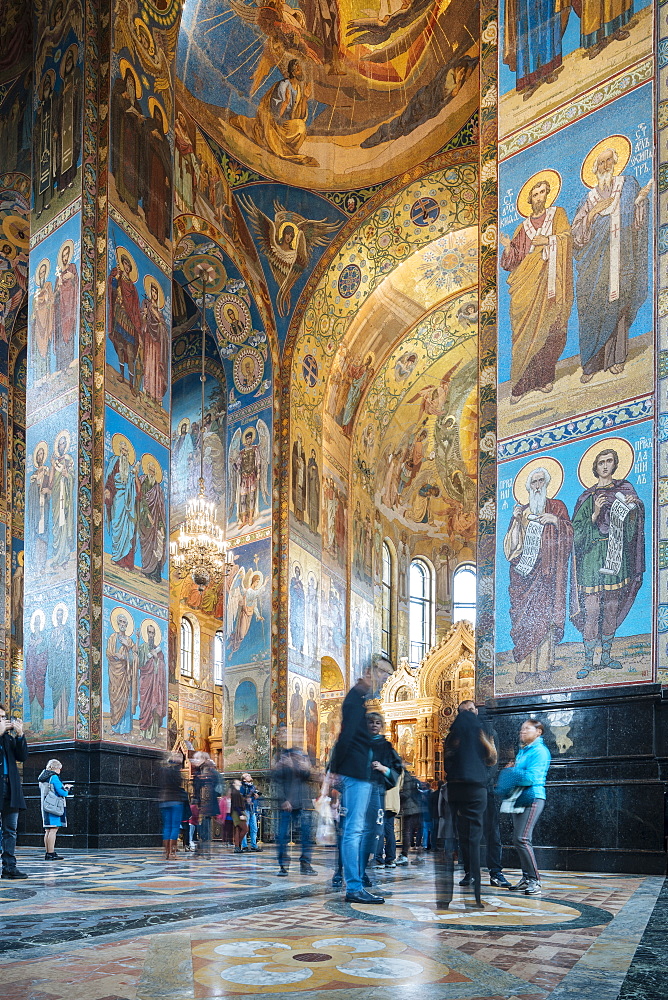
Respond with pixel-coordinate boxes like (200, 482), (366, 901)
(239, 196), (340, 317)
(227, 564), (269, 655)
(113, 0), (179, 116)
(228, 419), (271, 529)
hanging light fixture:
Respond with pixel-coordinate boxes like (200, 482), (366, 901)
(170, 269), (232, 591)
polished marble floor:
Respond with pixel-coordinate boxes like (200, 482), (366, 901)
(0, 844), (664, 999)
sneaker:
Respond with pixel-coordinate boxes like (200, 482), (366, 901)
(250, 846), (263, 852)
(524, 880), (542, 896)
(332, 874), (343, 888)
(459, 874), (472, 886)
(385, 861), (397, 869)
(395, 855), (408, 866)
(490, 874), (512, 888)
(300, 863), (316, 875)
(277, 866), (289, 877)
(1, 869), (28, 879)
(509, 877), (530, 891)
(372, 860), (385, 869)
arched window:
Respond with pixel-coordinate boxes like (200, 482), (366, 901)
(180, 617), (193, 679)
(381, 541), (393, 659)
(409, 559), (433, 666)
(214, 630), (224, 686)
(453, 563), (477, 626)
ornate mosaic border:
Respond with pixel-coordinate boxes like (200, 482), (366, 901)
(657, 0), (668, 683)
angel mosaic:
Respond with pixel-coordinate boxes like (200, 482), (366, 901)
(228, 419), (271, 529)
(227, 562), (269, 657)
(239, 196), (340, 316)
(114, 0), (178, 116)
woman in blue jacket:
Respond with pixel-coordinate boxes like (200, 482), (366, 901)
(509, 719), (551, 896)
(39, 759), (73, 860)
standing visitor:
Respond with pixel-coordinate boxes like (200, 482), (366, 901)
(0, 704), (28, 879)
(159, 751), (187, 860)
(39, 759), (73, 860)
(364, 712), (401, 877)
(192, 752), (219, 853)
(395, 766), (423, 865)
(508, 718), (551, 896)
(230, 779), (249, 853)
(374, 769), (402, 869)
(240, 771), (262, 851)
(441, 701), (498, 909)
(273, 743), (316, 876)
(329, 660), (390, 903)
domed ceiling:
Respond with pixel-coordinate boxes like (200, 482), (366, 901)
(177, 0), (479, 190)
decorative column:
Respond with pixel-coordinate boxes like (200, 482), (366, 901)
(21, 0), (179, 847)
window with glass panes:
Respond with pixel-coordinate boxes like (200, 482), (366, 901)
(180, 617), (193, 678)
(381, 542), (392, 659)
(214, 630), (224, 686)
(409, 559), (433, 666)
(453, 563), (476, 626)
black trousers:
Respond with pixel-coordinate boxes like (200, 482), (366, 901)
(484, 788), (503, 875)
(442, 783), (486, 904)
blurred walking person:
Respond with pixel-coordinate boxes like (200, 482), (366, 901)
(192, 752), (219, 854)
(0, 704), (28, 878)
(159, 751), (187, 860)
(441, 701), (497, 908)
(273, 741), (316, 876)
(39, 759), (73, 860)
(329, 660), (390, 903)
(230, 779), (249, 853)
(364, 712), (401, 878)
(395, 766), (422, 865)
(240, 772), (262, 851)
(508, 719), (551, 896)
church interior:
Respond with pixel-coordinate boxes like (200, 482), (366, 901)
(0, 0), (667, 994)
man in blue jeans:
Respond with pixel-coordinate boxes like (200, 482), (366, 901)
(0, 704), (29, 879)
(330, 659), (391, 904)
(240, 772), (262, 851)
(273, 745), (316, 876)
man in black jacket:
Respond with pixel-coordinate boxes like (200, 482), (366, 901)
(0, 703), (29, 879)
(329, 659), (391, 904)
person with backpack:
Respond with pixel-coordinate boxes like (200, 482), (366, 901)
(39, 758), (73, 860)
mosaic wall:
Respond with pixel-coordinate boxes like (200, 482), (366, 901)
(657, 0), (668, 684)
(493, 0), (655, 695)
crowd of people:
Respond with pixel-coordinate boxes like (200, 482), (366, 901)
(0, 686), (551, 905)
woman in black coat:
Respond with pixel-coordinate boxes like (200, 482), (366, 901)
(363, 712), (402, 876)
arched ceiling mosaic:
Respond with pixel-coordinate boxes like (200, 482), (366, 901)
(290, 165), (477, 439)
(177, 0), (480, 190)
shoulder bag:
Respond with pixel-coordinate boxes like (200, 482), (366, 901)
(43, 779), (66, 816)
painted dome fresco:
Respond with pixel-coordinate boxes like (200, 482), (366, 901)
(177, 0), (479, 190)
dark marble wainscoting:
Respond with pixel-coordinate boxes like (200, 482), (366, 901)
(488, 684), (668, 875)
(18, 743), (166, 848)
(618, 876), (668, 999)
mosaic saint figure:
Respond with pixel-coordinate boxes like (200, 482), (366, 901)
(572, 141), (651, 384)
(137, 455), (166, 583)
(290, 680), (304, 746)
(48, 603), (73, 731)
(171, 419), (193, 505)
(31, 259), (54, 381)
(25, 610), (47, 733)
(27, 442), (51, 574)
(306, 449), (320, 534)
(305, 685), (318, 762)
(34, 70), (56, 218)
(137, 620), (167, 743)
(227, 567), (267, 656)
(306, 572), (319, 658)
(174, 110), (195, 211)
(339, 354), (374, 434)
(289, 563), (305, 653)
(578, 0), (632, 57)
(500, 173), (573, 403)
(503, 462), (573, 681)
(291, 432), (307, 521)
(108, 248), (142, 388)
(142, 102), (171, 247)
(105, 434), (139, 569)
(571, 444), (644, 679)
(230, 59), (318, 167)
(49, 432), (75, 569)
(110, 67), (143, 213)
(53, 240), (78, 372)
(502, 0), (568, 96)
(139, 276), (169, 403)
(228, 421), (270, 528)
(55, 45), (82, 191)
(107, 608), (138, 736)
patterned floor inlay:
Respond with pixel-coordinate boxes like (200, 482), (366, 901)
(0, 849), (663, 1000)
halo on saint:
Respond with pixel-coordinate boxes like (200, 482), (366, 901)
(110, 606), (134, 634)
(178, 417), (191, 433)
(0, 242), (16, 263)
(245, 568), (263, 588)
(140, 617), (162, 645)
(60, 42), (78, 77)
(111, 432), (136, 465)
(58, 239), (75, 267)
(54, 429), (71, 453)
(581, 135), (631, 189)
(577, 436), (635, 488)
(513, 456), (564, 505)
(52, 601), (69, 626)
(134, 17), (154, 53)
(17, 550), (24, 566)
(278, 220), (299, 249)
(242, 425), (257, 443)
(30, 608), (45, 632)
(148, 97), (168, 134)
(116, 246), (139, 282)
(143, 274), (165, 308)
(41, 68), (56, 96)
(36, 257), (51, 280)
(33, 440), (49, 466)
(3, 215), (29, 249)
(141, 452), (163, 482)
(516, 170), (562, 218)
(119, 58), (142, 99)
